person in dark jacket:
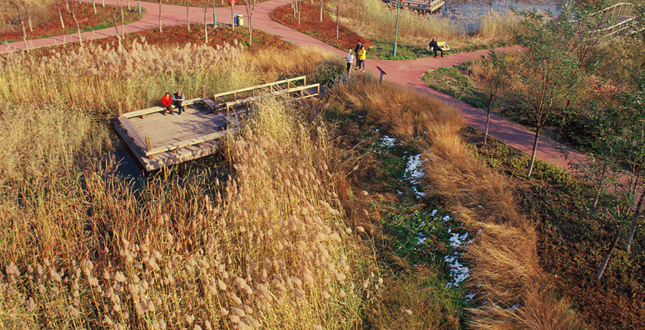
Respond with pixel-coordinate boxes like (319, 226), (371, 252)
(172, 91), (186, 115)
(354, 39), (363, 54)
(161, 92), (173, 114)
(428, 37), (443, 58)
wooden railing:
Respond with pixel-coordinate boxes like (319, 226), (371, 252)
(118, 78), (321, 159)
(382, 0), (444, 14)
(589, 2), (643, 39)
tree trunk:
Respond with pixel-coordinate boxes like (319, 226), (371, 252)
(231, 2), (234, 31)
(120, 0), (125, 39)
(204, 5), (208, 43)
(319, 0), (323, 21)
(595, 232), (620, 282)
(112, 13), (123, 49)
(93, 0), (97, 13)
(187, 1), (191, 32)
(71, 10), (83, 46)
(247, 14), (252, 44)
(128, 0), (131, 10)
(335, 4), (339, 39)
(57, 1), (66, 29)
(592, 163), (608, 209)
(159, 0), (163, 32)
(626, 187), (645, 253)
(484, 98), (493, 145)
(66, 0), (70, 11)
(21, 1), (33, 32)
(297, 0), (301, 25)
(14, 2), (29, 52)
(527, 126), (540, 177)
(103, 0), (105, 7)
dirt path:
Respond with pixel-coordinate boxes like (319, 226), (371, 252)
(0, 0), (587, 170)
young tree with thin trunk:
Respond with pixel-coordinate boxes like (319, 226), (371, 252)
(119, 0), (125, 39)
(230, 0), (235, 31)
(244, 0), (257, 44)
(479, 50), (509, 145)
(67, 1), (83, 46)
(159, 0), (163, 32)
(56, 0), (66, 29)
(202, 0), (209, 43)
(319, 0), (323, 21)
(512, 9), (585, 177)
(336, 4), (339, 39)
(186, 0), (191, 32)
(93, 0), (97, 13)
(9, 1), (28, 51)
(21, 1), (33, 32)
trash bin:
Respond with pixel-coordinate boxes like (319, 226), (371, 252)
(234, 14), (244, 26)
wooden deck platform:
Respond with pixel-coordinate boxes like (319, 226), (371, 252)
(115, 102), (243, 171)
(115, 77), (321, 171)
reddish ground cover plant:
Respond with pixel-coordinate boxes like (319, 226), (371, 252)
(152, 0), (271, 7)
(0, 3), (143, 42)
(31, 24), (293, 55)
(270, 2), (372, 51)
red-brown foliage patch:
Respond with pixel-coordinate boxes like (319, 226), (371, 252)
(159, 0), (272, 7)
(270, 2), (372, 51)
(0, 3), (143, 42)
(30, 24), (293, 55)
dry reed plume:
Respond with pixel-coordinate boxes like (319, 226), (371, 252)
(0, 44), (375, 328)
(329, 74), (583, 329)
(0, 38), (336, 116)
(335, 0), (517, 49)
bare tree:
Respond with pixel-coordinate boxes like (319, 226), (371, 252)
(112, 10), (124, 49)
(319, 0), (323, 22)
(56, 0), (66, 29)
(230, 0), (235, 31)
(21, 1), (33, 32)
(203, 0), (209, 43)
(159, 0), (163, 32)
(336, 4), (339, 39)
(67, 1), (83, 46)
(9, 1), (28, 51)
(479, 50), (509, 145)
(92, 0), (97, 13)
(119, 0), (125, 39)
(186, 0), (191, 32)
(244, 0), (257, 44)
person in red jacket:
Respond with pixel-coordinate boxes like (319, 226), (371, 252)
(161, 92), (173, 114)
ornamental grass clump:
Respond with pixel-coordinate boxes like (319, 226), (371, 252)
(328, 74), (582, 329)
(0, 96), (370, 328)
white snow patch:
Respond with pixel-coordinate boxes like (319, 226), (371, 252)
(430, 209), (438, 217)
(404, 154), (426, 198)
(444, 254), (470, 288)
(465, 291), (477, 302)
(449, 232), (469, 249)
(380, 135), (396, 148)
(442, 215), (451, 223)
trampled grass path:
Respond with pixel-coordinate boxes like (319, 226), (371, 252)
(1, 0), (587, 170)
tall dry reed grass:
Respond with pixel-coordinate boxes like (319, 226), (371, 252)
(328, 74), (583, 329)
(0, 43), (373, 328)
(0, 97), (374, 329)
(334, 0), (517, 49)
(0, 38), (337, 116)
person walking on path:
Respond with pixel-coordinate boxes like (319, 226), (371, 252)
(346, 48), (354, 74)
(354, 39), (363, 54)
(357, 45), (366, 70)
(428, 37), (444, 58)
(162, 92), (173, 114)
(172, 91), (186, 115)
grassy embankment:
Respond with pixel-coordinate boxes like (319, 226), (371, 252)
(325, 74), (583, 329)
(333, 0), (518, 59)
(270, 0), (518, 59)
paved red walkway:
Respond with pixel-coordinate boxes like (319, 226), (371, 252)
(1, 0), (587, 170)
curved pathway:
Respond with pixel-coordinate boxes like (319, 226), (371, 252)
(0, 0), (586, 170)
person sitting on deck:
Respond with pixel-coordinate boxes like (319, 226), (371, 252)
(428, 37), (444, 58)
(161, 92), (172, 114)
(172, 91), (186, 115)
